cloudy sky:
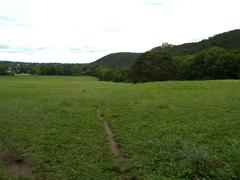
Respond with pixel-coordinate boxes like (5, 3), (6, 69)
(0, 0), (239, 63)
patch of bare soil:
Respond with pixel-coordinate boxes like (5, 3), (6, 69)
(0, 139), (36, 179)
(97, 108), (129, 178)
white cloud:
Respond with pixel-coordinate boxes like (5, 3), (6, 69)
(0, 0), (239, 63)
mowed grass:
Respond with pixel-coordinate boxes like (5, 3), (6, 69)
(0, 76), (240, 179)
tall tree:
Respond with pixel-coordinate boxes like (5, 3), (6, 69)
(0, 64), (9, 75)
(131, 51), (177, 82)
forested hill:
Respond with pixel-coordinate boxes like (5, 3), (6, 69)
(88, 29), (240, 82)
(89, 52), (141, 69)
(151, 29), (240, 55)
(89, 29), (240, 69)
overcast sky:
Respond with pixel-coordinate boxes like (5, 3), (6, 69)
(0, 0), (239, 63)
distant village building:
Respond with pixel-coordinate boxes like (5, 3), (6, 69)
(162, 42), (173, 48)
(6, 67), (12, 74)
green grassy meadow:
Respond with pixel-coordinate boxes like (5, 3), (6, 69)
(0, 76), (240, 179)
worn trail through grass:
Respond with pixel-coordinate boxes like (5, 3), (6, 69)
(96, 107), (129, 179)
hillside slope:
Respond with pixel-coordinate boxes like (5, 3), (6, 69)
(151, 29), (240, 55)
(89, 52), (140, 69)
(89, 29), (240, 69)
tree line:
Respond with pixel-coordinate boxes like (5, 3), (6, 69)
(0, 63), (85, 76)
(88, 47), (240, 82)
(1, 47), (240, 82)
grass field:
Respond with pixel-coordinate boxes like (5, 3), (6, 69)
(0, 76), (240, 179)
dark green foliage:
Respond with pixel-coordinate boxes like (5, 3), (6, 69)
(208, 29), (240, 50)
(34, 64), (83, 76)
(179, 47), (240, 80)
(0, 61), (38, 75)
(89, 52), (140, 69)
(95, 67), (114, 81)
(89, 66), (131, 82)
(0, 64), (9, 75)
(131, 51), (177, 82)
(88, 29), (240, 83)
(0, 61), (84, 76)
(87, 46), (240, 83)
(1, 29), (240, 82)
(128, 30), (240, 83)
(152, 29), (240, 56)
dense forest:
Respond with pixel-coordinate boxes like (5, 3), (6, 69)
(1, 29), (240, 82)
(86, 30), (240, 82)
